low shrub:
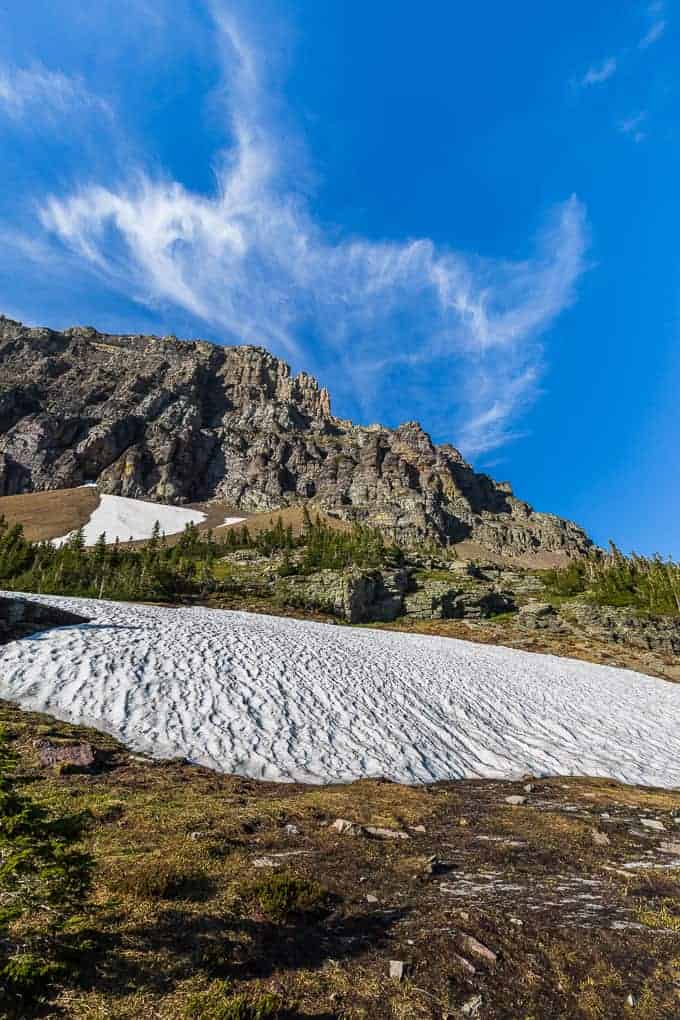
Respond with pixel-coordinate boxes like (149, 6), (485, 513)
(96, 800), (126, 823)
(243, 871), (334, 923)
(185, 979), (286, 1020)
(0, 955), (64, 1013)
(109, 857), (214, 902)
(541, 559), (588, 597)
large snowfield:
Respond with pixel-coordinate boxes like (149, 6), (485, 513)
(54, 493), (208, 545)
(1, 593), (679, 787)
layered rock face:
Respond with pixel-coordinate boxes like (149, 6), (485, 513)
(0, 316), (592, 556)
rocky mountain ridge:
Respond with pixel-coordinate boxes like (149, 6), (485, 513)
(0, 316), (592, 557)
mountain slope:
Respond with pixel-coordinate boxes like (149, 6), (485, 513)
(0, 316), (591, 557)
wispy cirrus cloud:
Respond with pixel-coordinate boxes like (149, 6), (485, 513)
(618, 111), (647, 142)
(581, 57), (618, 86)
(29, 4), (587, 459)
(639, 3), (667, 49)
(0, 63), (111, 125)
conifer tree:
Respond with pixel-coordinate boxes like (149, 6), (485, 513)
(0, 730), (93, 1015)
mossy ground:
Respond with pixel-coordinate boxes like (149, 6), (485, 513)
(2, 699), (680, 1019)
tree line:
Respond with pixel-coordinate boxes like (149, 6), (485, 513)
(0, 511), (400, 602)
(543, 544), (680, 616)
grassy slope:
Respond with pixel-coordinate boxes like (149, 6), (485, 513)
(0, 487), (100, 541)
(4, 700), (680, 1019)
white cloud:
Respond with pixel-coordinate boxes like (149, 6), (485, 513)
(581, 57), (618, 86)
(639, 19), (666, 48)
(35, 5), (587, 459)
(0, 63), (110, 124)
(619, 111), (647, 142)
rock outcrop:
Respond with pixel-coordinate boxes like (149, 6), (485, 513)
(0, 595), (88, 643)
(0, 316), (592, 556)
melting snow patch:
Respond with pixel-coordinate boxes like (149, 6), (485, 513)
(53, 494), (207, 546)
(1, 594), (680, 786)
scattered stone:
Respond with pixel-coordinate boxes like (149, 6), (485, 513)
(331, 818), (364, 836)
(364, 825), (410, 840)
(389, 960), (407, 982)
(37, 740), (96, 771)
(639, 818), (666, 832)
(412, 824), (427, 833)
(252, 857), (280, 868)
(461, 994), (483, 1016)
(505, 795), (527, 806)
(366, 894), (379, 904)
(284, 823), (299, 835)
(659, 841), (680, 855)
(591, 828), (611, 847)
(509, 917), (523, 927)
(452, 952), (476, 976)
(626, 994), (635, 1007)
(459, 934), (497, 966)
(523, 783), (534, 793)
(423, 854), (442, 875)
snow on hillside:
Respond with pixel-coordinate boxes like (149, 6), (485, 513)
(1, 594), (679, 787)
(53, 494), (207, 546)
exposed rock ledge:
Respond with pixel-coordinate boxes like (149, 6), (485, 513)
(0, 595), (88, 644)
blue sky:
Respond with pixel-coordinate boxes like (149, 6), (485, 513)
(0, 1), (678, 555)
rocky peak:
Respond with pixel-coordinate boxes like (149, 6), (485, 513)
(0, 318), (593, 557)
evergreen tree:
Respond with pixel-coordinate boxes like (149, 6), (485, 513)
(0, 730), (93, 1015)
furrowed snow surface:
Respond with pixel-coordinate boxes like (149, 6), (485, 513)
(54, 494), (207, 546)
(1, 594), (679, 787)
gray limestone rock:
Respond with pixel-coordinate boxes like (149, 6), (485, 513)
(0, 316), (593, 556)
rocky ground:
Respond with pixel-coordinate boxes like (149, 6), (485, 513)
(3, 700), (680, 1019)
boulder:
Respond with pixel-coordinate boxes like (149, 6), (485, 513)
(36, 740), (96, 770)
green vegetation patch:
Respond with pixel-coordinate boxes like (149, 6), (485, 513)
(107, 856), (215, 902)
(543, 545), (680, 616)
(242, 871), (335, 923)
(185, 980), (287, 1020)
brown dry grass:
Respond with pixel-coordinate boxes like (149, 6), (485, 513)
(0, 486), (100, 541)
(223, 504), (351, 538)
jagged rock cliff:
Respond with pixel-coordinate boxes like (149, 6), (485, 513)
(0, 316), (592, 556)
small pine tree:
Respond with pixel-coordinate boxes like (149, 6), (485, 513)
(0, 730), (93, 1015)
